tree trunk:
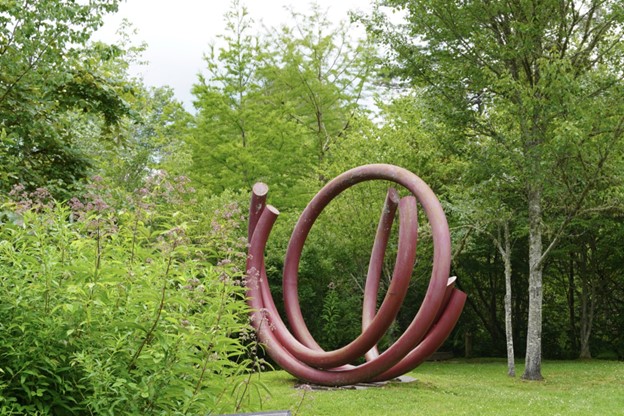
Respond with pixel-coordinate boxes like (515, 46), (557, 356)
(579, 246), (594, 359)
(522, 185), (544, 381)
(501, 222), (515, 377)
(465, 331), (473, 358)
(567, 253), (578, 353)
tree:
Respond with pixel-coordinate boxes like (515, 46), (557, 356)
(78, 83), (193, 191)
(262, 3), (374, 170)
(0, 0), (130, 197)
(190, 1), (374, 211)
(366, 0), (624, 379)
(190, 0), (310, 204)
(548, 182), (624, 360)
(447, 128), (526, 373)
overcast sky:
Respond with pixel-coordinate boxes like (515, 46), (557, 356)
(95, 0), (373, 111)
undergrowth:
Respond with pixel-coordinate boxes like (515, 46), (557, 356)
(0, 174), (267, 415)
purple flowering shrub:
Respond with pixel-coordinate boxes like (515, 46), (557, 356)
(0, 173), (266, 415)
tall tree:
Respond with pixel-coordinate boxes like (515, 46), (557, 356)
(190, 1), (374, 210)
(0, 0), (128, 196)
(365, 0), (624, 379)
(190, 0), (309, 203)
(262, 3), (374, 170)
(190, 0), (263, 191)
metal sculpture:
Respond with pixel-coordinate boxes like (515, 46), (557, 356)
(246, 164), (466, 386)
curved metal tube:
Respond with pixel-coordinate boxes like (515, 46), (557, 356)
(246, 164), (466, 386)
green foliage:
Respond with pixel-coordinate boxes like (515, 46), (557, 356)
(0, 175), (266, 415)
(0, 0), (132, 197)
(189, 1), (374, 210)
(189, 1), (308, 203)
(262, 3), (375, 168)
(4, 0), (623, 399)
(83, 84), (194, 192)
(320, 284), (340, 347)
(361, 0), (624, 377)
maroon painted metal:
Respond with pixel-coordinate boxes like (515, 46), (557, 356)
(363, 188), (400, 361)
(246, 164), (466, 386)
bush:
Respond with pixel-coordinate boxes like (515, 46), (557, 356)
(0, 174), (266, 415)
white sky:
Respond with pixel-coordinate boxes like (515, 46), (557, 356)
(95, 0), (373, 111)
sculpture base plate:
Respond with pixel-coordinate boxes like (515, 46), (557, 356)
(294, 375), (417, 390)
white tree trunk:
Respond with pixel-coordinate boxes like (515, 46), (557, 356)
(522, 185), (544, 381)
(501, 222), (515, 377)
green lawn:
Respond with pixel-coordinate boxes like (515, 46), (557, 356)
(243, 359), (624, 415)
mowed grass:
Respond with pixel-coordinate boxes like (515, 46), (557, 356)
(244, 359), (624, 415)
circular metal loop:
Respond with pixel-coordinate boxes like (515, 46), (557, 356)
(246, 164), (466, 386)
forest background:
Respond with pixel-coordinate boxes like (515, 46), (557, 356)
(0, 0), (622, 414)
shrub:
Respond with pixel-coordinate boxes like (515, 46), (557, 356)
(0, 174), (266, 415)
